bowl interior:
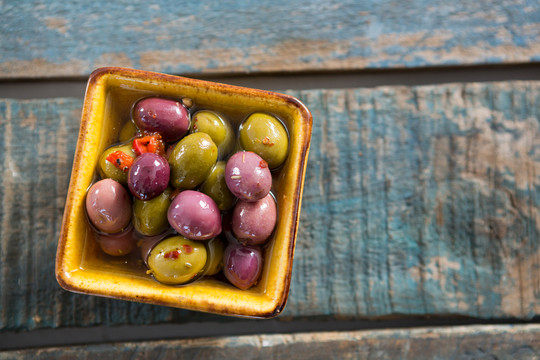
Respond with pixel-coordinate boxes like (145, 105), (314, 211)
(57, 68), (311, 317)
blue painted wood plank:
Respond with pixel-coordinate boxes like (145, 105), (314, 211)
(2, 325), (540, 359)
(1, 0), (539, 79)
(0, 80), (539, 332)
(287, 82), (540, 319)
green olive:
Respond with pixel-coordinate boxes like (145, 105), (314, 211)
(168, 133), (218, 189)
(98, 143), (136, 184)
(239, 112), (289, 169)
(119, 120), (139, 142)
(133, 188), (172, 236)
(200, 161), (235, 211)
(147, 236), (207, 285)
(205, 237), (225, 276)
(191, 110), (234, 158)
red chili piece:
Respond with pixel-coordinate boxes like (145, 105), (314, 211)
(164, 249), (181, 259)
(182, 244), (193, 254)
(259, 160), (268, 168)
(133, 134), (165, 156)
(262, 136), (274, 146)
(106, 151), (133, 172)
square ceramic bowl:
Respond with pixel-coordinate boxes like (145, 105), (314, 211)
(56, 67), (312, 318)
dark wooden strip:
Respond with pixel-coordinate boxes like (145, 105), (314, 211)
(2, 325), (540, 359)
(0, 81), (539, 331)
(1, 1), (539, 79)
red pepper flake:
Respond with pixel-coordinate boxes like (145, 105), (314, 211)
(192, 119), (198, 130)
(133, 134), (165, 156)
(106, 151), (133, 172)
(164, 249), (181, 259)
(262, 136), (274, 146)
(259, 160), (268, 168)
(182, 244), (193, 254)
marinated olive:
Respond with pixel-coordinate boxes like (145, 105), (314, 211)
(239, 112), (288, 169)
(167, 190), (222, 240)
(232, 193), (277, 245)
(133, 97), (190, 142)
(205, 237), (225, 276)
(96, 225), (135, 256)
(223, 244), (263, 290)
(168, 133), (217, 189)
(133, 188), (172, 236)
(119, 120), (140, 142)
(191, 110), (234, 158)
(128, 153), (170, 200)
(200, 161), (235, 211)
(147, 236), (207, 285)
(98, 143), (136, 185)
(225, 151), (271, 202)
(86, 179), (132, 233)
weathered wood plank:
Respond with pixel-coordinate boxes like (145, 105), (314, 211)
(0, 81), (539, 332)
(290, 82), (540, 320)
(2, 324), (540, 359)
(1, 0), (539, 79)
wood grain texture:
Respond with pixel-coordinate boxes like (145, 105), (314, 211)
(2, 325), (540, 359)
(289, 82), (540, 320)
(0, 81), (539, 332)
(1, 0), (540, 79)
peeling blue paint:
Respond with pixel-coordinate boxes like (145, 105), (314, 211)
(1, 0), (539, 77)
(287, 83), (539, 319)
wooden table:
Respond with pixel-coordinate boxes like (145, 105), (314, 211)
(1, 1), (539, 358)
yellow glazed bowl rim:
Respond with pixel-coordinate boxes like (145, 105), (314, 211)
(56, 67), (312, 318)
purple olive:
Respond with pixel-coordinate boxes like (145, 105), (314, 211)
(232, 193), (277, 245)
(133, 97), (190, 142)
(225, 151), (272, 202)
(167, 190), (222, 240)
(96, 225), (135, 256)
(128, 153), (170, 200)
(223, 244), (263, 290)
(86, 178), (132, 233)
